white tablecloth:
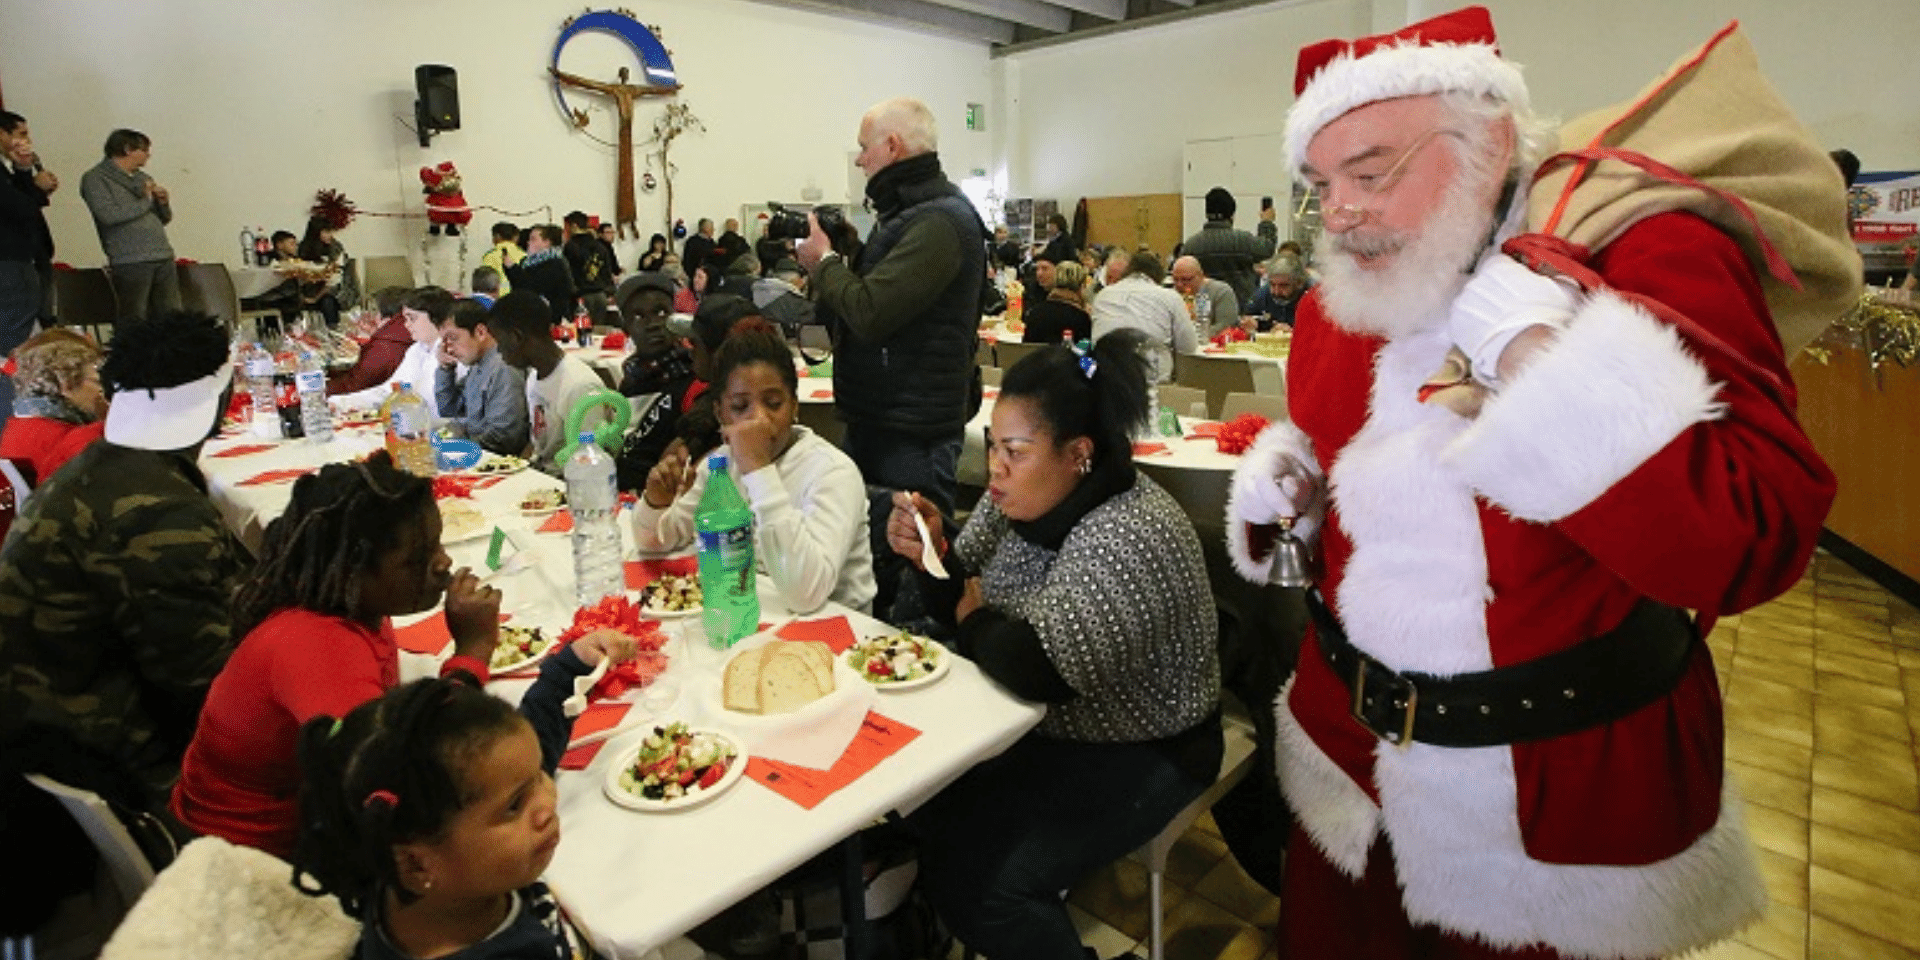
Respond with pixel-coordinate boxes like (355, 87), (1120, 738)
(196, 423), (1046, 960)
(230, 264), (293, 300)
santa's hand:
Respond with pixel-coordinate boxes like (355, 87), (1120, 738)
(1448, 255), (1576, 387)
(1231, 448), (1321, 529)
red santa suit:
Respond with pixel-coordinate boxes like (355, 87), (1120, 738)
(1227, 8), (1837, 959)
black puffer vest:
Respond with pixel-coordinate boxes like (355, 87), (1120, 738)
(833, 173), (985, 437)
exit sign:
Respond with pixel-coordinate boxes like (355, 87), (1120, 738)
(965, 102), (984, 131)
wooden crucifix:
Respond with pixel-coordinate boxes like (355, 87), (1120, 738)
(550, 65), (679, 239)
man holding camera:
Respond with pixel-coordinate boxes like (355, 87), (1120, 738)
(797, 96), (985, 614)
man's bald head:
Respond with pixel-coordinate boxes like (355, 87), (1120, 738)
(1171, 256), (1206, 295)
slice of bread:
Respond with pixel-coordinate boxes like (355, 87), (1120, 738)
(793, 641), (835, 691)
(759, 647), (826, 714)
(723, 647), (764, 713)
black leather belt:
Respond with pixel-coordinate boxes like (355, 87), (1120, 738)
(1306, 589), (1697, 748)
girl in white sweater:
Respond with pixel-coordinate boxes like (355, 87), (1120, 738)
(631, 318), (874, 613)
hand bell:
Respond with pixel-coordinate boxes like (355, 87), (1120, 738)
(1267, 517), (1314, 589)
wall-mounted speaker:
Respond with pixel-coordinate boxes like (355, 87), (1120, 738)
(414, 64), (459, 147)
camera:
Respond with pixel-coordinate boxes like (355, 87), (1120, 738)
(766, 202), (850, 253)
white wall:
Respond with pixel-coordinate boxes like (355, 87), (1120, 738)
(0, 0), (995, 282)
(1000, 0), (1920, 205)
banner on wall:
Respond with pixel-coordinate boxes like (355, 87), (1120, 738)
(1850, 170), (1920, 276)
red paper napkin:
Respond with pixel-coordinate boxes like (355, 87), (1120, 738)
(1131, 442), (1169, 457)
(746, 711), (921, 810)
(625, 555), (698, 590)
(210, 443), (277, 459)
(775, 616), (857, 655)
(558, 702), (635, 770)
(237, 467), (314, 487)
(809, 388), (833, 399)
(538, 509), (574, 534)
(393, 611), (452, 655)
(982, 388), (999, 400)
(1186, 421), (1223, 438)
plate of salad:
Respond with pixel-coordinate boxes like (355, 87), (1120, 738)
(488, 625), (551, 674)
(842, 632), (948, 691)
(603, 722), (745, 812)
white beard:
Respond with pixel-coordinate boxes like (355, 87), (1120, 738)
(1316, 177), (1502, 342)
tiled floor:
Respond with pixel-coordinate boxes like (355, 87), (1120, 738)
(1062, 551), (1920, 960)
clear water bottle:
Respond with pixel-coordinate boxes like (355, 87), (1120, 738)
(1194, 291), (1213, 337)
(381, 382), (436, 477)
(243, 341), (281, 439)
(565, 433), (624, 608)
(695, 452), (759, 648)
(296, 346), (334, 444)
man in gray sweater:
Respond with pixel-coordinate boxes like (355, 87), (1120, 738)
(80, 128), (179, 321)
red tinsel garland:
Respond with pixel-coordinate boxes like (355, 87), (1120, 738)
(309, 189), (359, 231)
(1215, 413), (1271, 455)
(1210, 326), (1251, 346)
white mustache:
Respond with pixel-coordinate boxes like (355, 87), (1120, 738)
(1328, 232), (1406, 260)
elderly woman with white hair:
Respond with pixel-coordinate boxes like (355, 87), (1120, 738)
(0, 328), (108, 481)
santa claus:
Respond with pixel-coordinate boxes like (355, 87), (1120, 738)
(1227, 7), (1837, 959)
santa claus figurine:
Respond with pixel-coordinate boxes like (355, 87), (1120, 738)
(419, 161), (472, 236)
(1227, 7), (1836, 959)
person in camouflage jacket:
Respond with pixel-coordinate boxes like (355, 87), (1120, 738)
(0, 311), (245, 821)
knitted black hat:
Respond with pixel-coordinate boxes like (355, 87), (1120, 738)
(1205, 187), (1236, 221)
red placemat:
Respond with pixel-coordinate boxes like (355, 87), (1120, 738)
(209, 443), (278, 459)
(559, 702), (635, 770)
(775, 616), (857, 655)
(809, 388), (833, 399)
(237, 467), (314, 487)
(982, 388), (999, 400)
(1131, 442), (1169, 457)
(625, 555), (698, 590)
(538, 509), (574, 534)
(746, 711), (920, 810)
(1185, 421), (1222, 438)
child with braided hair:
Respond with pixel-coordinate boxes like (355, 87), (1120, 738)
(293, 630), (636, 959)
(169, 450), (505, 859)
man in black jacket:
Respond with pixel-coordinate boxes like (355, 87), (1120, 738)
(562, 211), (617, 325)
(0, 112), (51, 416)
(798, 96), (985, 616)
(505, 223), (577, 326)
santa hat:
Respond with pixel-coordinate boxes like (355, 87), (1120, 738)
(1284, 5), (1529, 175)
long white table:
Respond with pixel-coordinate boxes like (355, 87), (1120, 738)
(196, 422), (1046, 959)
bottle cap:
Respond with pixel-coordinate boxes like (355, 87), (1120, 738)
(579, 432), (595, 443)
(708, 453), (728, 471)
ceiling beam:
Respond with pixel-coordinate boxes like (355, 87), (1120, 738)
(746, 0), (1016, 44)
(1045, 0), (1129, 18)
(919, 0), (1073, 32)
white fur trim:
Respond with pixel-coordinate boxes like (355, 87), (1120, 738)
(1443, 290), (1723, 523)
(1224, 419), (1321, 582)
(1286, 41), (1529, 177)
(101, 836), (359, 960)
(1273, 674), (1379, 877)
(1330, 326), (1495, 675)
(1377, 745), (1766, 959)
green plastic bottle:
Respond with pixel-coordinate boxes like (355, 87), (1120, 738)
(695, 453), (759, 648)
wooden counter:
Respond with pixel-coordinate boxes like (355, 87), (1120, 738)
(1790, 348), (1920, 587)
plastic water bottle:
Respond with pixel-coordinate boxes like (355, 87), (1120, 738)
(695, 452), (759, 648)
(564, 433), (624, 608)
(244, 341), (281, 439)
(1194, 291), (1213, 337)
(296, 346), (334, 443)
(381, 382), (436, 477)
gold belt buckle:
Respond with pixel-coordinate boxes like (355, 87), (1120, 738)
(1350, 656), (1418, 751)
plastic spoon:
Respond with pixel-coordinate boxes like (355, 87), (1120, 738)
(913, 508), (951, 580)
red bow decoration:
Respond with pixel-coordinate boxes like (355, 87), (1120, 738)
(1215, 413), (1272, 455)
(1294, 5), (1498, 94)
(558, 596), (670, 700)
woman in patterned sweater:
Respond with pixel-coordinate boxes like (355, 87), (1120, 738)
(890, 330), (1222, 960)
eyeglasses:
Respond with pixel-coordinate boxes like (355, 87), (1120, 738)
(1309, 128), (1459, 225)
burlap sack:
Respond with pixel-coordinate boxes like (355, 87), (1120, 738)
(1526, 23), (1862, 358)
